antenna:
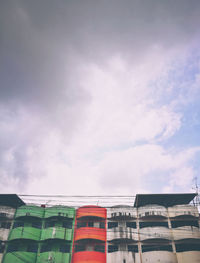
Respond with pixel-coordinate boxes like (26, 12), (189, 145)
(192, 176), (200, 210)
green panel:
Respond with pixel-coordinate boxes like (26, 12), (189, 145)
(3, 252), (36, 263)
(15, 206), (44, 218)
(44, 206), (75, 218)
(41, 227), (72, 241)
(9, 227), (41, 241)
(36, 252), (70, 263)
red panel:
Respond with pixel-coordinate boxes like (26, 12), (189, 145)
(72, 205), (107, 263)
(76, 206), (106, 219)
(75, 227), (106, 241)
(73, 251), (106, 263)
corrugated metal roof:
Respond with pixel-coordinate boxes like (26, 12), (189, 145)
(134, 193), (197, 207)
(0, 194), (25, 208)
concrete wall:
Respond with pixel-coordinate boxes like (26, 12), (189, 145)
(139, 227), (171, 241)
(0, 229), (10, 241)
(168, 205), (199, 218)
(138, 205), (168, 218)
(107, 250), (140, 263)
(0, 206), (15, 220)
(107, 224), (138, 241)
(176, 251), (200, 263)
(141, 251), (177, 263)
(107, 206), (137, 219)
(172, 226), (200, 240)
(107, 204), (200, 263)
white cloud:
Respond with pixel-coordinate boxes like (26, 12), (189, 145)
(1, 51), (199, 198)
(1, 1), (200, 200)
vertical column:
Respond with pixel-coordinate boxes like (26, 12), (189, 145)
(167, 208), (178, 263)
(136, 208), (142, 263)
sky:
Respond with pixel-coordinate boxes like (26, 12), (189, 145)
(0, 0), (200, 201)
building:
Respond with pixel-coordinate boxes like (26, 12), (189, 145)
(0, 193), (200, 263)
(0, 195), (25, 263)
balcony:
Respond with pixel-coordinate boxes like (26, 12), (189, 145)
(73, 251), (106, 263)
(107, 226), (138, 241)
(107, 206), (137, 219)
(0, 206), (15, 219)
(15, 206), (44, 218)
(138, 205), (168, 218)
(9, 227), (41, 241)
(172, 226), (200, 240)
(107, 250), (140, 263)
(176, 251), (200, 262)
(75, 227), (106, 242)
(141, 251), (177, 263)
(139, 227), (171, 241)
(3, 252), (36, 263)
(36, 251), (71, 263)
(44, 206), (75, 219)
(168, 205), (199, 218)
(41, 227), (73, 241)
(76, 206), (106, 219)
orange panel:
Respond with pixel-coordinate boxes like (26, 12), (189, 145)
(73, 251), (106, 263)
(75, 227), (106, 242)
(76, 206), (106, 219)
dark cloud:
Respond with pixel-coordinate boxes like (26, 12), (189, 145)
(1, 0), (200, 108)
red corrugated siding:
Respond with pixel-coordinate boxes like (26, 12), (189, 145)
(72, 206), (107, 263)
(73, 251), (106, 263)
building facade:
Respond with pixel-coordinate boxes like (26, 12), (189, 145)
(0, 193), (199, 263)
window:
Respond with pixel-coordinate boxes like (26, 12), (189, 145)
(128, 245), (138, 252)
(32, 221), (42, 229)
(99, 222), (105, 229)
(63, 221), (72, 229)
(13, 221), (24, 228)
(27, 243), (38, 253)
(45, 221), (56, 228)
(60, 244), (70, 253)
(94, 245), (105, 252)
(108, 222), (118, 228)
(142, 245), (172, 252)
(139, 221), (168, 228)
(171, 220), (199, 228)
(41, 243), (52, 253)
(88, 222), (94, 227)
(75, 244), (85, 252)
(77, 221), (104, 228)
(108, 245), (118, 253)
(126, 222), (136, 228)
(0, 221), (11, 229)
(7, 243), (19, 252)
(77, 221), (87, 228)
(0, 242), (5, 253)
(0, 213), (7, 218)
(176, 243), (200, 252)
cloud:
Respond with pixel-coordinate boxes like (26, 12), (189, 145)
(0, 0), (200, 197)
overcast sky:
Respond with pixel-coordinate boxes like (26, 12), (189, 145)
(0, 0), (200, 201)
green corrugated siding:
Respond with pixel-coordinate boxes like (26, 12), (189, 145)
(15, 206), (44, 218)
(3, 252), (36, 263)
(41, 227), (73, 241)
(9, 227), (41, 241)
(3, 205), (76, 263)
(36, 252), (71, 263)
(44, 206), (75, 218)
